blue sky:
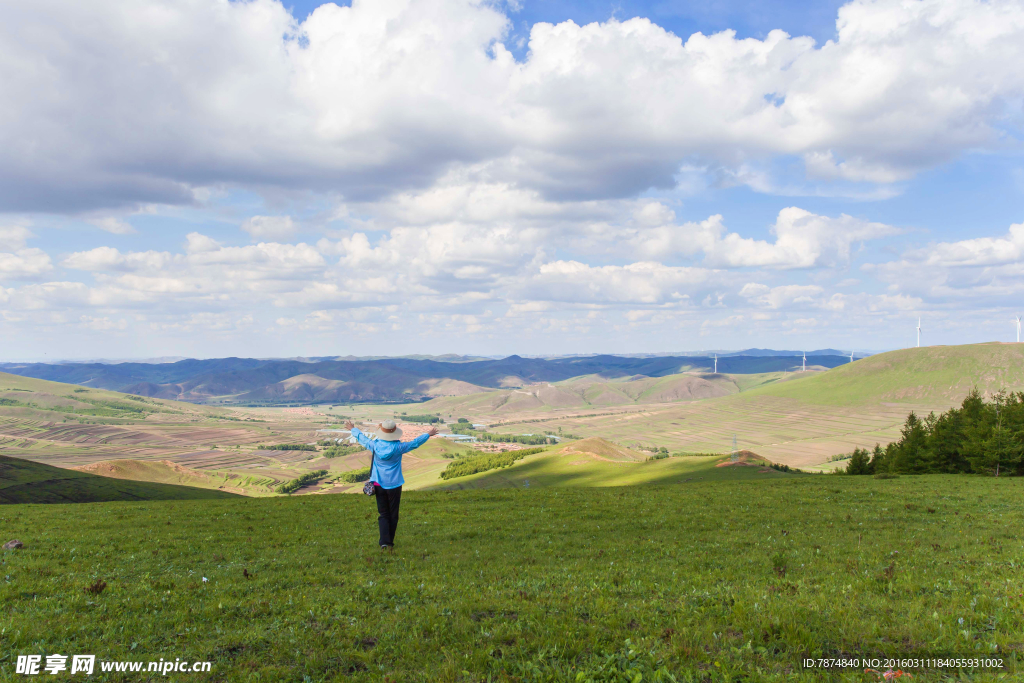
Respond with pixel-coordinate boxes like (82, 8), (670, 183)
(286, 0), (851, 49)
(1, 0), (1023, 360)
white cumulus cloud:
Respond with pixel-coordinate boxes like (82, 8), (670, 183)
(1, 0), (1023, 211)
(907, 221), (1024, 267)
(631, 207), (898, 268)
(0, 249), (53, 279)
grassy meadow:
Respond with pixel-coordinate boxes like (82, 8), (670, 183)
(2, 472), (1021, 682)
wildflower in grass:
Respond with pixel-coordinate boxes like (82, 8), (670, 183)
(202, 577), (208, 583)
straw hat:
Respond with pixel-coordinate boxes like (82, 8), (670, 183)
(375, 419), (403, 441)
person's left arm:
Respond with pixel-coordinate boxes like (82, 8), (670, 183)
(399, 426), (437, 454)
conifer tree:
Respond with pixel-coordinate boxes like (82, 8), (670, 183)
(867, 444), (883, 474)
(846, 447), (870, 475)
(975, 422), (1023, 476)
(927, 405), (969, 472)
(894, 412), (928, 473)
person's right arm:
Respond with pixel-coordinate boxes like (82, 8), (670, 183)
(396, 425), (439, 455)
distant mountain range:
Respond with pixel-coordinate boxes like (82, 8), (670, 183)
(0, 353), (857, 405)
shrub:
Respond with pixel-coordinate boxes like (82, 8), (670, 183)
(258, 444), (316, 451)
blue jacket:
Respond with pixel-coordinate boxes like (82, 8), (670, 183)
(350, 427), (430, 489)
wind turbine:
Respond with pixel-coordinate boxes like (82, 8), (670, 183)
(1016, 315), (1021, 343)
(849, 350), (854, 363)
(916, 318), (921, 348)
(714, 354), (718, 373)
(801, 351), (806, 372)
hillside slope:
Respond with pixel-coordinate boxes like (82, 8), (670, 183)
(742, 343), (1024, 407)
(73, 459), (221, 488)
(0, 455), (239, 504)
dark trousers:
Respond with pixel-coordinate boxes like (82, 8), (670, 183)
(374, 484), (402, 547)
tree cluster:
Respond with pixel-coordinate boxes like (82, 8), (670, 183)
(337, 467), (372, 483)
(438, 447), (546, 480)
(401, 414), (443, 424)
(321, 444), (363, 459)
(276, 469), (329, 494)
(846, 389), (1024, 477)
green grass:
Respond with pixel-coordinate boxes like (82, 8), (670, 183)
(0, 455), (239, 504)
(1, 476), (1020, 681)
(434, 450), (792, 490)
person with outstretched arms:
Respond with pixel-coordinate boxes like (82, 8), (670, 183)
(345, 419), (438, 550)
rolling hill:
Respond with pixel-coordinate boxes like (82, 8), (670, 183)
(421, 370), (796, 414)
(0, 353), (854, 404)
(420, 343), (1024, 469)
(0, 454), (239, 504)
